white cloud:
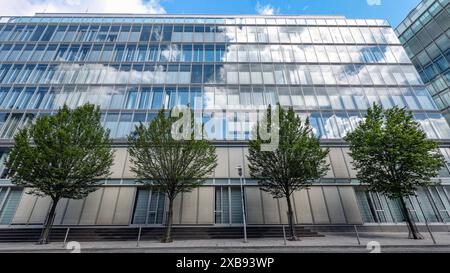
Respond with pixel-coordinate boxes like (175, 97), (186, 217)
(255, 1), (279, 15)
(367, 0), (382, 6)
(0, 0), (166, 16)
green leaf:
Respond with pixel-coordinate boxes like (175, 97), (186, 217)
(5, 104), (114, 201)
(248, 106), (329, 199)
(344, 103), (444, 199)
(127, 109), (218, 200)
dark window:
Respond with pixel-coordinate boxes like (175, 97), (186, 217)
(138, 87), (152, 109)
(0, 25), (13, 40)
(29, 45), (46, 61)
(151, 25), (162, 42)
(435, 55), (449, 72)
(78, 45), (91, 61)
(191, 64), (203, 83)
(40, 25), (56, 41)
(42, 44), (57, 61)
(63, 25), (78, 41)
(162, 25), (173, 41)
(203, 64), (214, 83)
(87, 45), (102, 61)
(182, 44), (192, 62)
(424, 63), (438, 80)
(205, 45), (214, 62)
(151, 88), (164, 109)
(30, 25), (46, 41)
(140, 25), (152, 41)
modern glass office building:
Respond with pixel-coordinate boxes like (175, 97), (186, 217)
(0, 13), (450, 230)
(395, 0), (450, 124)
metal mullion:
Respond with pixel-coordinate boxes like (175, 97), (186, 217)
(228, 186), (232, 225)
(144, 189), (152, 225)
(212, 187), (218, 224)
(413, 194), (433, 225)
(19, 111), (34, 132)
(441, 185), (450, 205)
(153, 191), (160, 225)
(123, 24), (132, 44)
(142, 84), (153, 110)
(66, 86), (81, 108)
(17, 63), (33, 84)
(0, 153), (6, 177)
(216, 187), (220, 224)
(5, 85), (24, 108)
(37, 77), (52, 111)
(49, 22), (63, 42)
(22, 83), (38, 112)
(0, 112), (20, 139)
(423, 187), (442, 222)
(13, 25), (26, 42)
(407, 195), (423, 222)
(35, 24), (48, 42)
(436, 186), (450, 221)
(0, 187), (11, 222)
(380, 193), (396, 223)
(367, 192), (382, 222)
(6, 25), (19, 41)
(2, 64), (17, 85)
(220, 186), (224, 224)
(27, 83), (44, 113)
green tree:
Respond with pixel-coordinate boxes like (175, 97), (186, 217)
(248, 106), (329, 240)
(345, 104), (445, 239)
(5, 104), (114, 244)
(128, 109), (217, 243)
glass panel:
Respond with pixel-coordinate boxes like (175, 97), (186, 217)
(104, 113), (119, 138)
(125, 88), (138, 109)
(109, 88), (126, 109)
(151, 88), (164, 109)
(138, 87), (152, 109)
(177, 87), (189, 106)
(116, 113), (133, 139)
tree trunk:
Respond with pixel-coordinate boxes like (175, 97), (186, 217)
(39, 198), (59, 245)
(399, 197), (423, 240)
(161, 198), (174, 243)
(286, 195), (298, 241)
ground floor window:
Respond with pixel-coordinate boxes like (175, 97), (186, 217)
(355, 186), (450, 224)
(0, 187), (22, 225)
(215, 186), (244, 224)
(132, 189), (165, 225)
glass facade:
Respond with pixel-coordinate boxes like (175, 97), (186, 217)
(0, 187), (22, 225)
(0, 14), (448, 141)
(215, 186), (244, 224)
(0, 13), (449, 227)
(132, 189), (165, 225)
(356, 186), (450, 224)
(396, 0), (450, 123)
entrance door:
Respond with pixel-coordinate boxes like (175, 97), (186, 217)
(214, 186), (244, 225)
(0, 187), (22, 225)
(132, 189), (165, 225)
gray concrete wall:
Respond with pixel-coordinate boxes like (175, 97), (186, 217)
(172, 187), (215, 225)
(245, 186), (363, 225)
(112, 147), (360, 180)
(11, 187), (136, 226)
(11, 185), (364, 226)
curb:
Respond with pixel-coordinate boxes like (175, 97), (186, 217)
(1, 244), (450, 252)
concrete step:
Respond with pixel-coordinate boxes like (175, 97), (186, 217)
(0, 226), (323, 242)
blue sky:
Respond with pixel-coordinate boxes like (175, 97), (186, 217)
(0, 0), (422, 27)
(161, 0), (422, 27)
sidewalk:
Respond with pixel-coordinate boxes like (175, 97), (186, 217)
(0, 232), (450, 252)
